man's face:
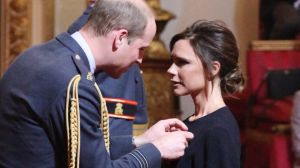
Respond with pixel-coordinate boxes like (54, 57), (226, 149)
(110, 18), (156, 78)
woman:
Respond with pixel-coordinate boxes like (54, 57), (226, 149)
(166, 20), (244, 168)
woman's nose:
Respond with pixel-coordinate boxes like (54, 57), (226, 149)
(167, 64), (176, 75)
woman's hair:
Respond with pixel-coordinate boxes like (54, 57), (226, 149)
(87, 0), (153, 40)
(170, 20), (245, 95)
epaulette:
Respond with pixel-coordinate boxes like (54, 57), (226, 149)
(65, 54), (110, 168)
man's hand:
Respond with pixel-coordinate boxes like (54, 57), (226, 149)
(152, 131), (194, 159)
(134, 118), (189, 147)
(133, 118), (194, 159)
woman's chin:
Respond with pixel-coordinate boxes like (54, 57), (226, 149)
(173, 89), (188, 96)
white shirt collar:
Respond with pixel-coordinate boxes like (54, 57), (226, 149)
(71, 31), (96, 73)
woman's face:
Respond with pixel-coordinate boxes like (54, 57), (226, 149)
(167, 39), (206, 96)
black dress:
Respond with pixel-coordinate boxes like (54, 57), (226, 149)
(164, 106), (240, 168)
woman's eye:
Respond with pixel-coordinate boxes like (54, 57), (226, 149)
(175, 59), (189, 66)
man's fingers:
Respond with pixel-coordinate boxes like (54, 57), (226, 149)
(184, 141), (188, 148)
(170, 126), (179, 132)
(184, 131), (194, 140)
(164, 118), (188, 131)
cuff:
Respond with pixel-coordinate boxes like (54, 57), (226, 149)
(130, 143), (161, 168)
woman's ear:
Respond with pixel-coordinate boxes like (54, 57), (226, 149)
(211, 61), (221, 77)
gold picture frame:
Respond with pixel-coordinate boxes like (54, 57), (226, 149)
(0, 0), (54, 77)
(0, 0), (32, 77)
(251, 40), (300, 51)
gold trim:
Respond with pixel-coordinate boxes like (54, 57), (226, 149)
(251, 40), (300, 51)
(246, 129), (272, 143)
(66, 75), (81, 168)
(271, 124), (291, 134)
(65, 74), (111, 167)
(246, 125), (290, 144)
(94, 83), (110, 153)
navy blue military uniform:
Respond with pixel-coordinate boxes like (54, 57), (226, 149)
(0, 32), (161, 167)
(68, 5), (148, 160)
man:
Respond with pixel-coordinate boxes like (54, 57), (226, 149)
(68, 1), (148, 159)
(0, 0), (193, 167)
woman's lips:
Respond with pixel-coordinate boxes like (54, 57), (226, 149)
(171, 80), (182, 86)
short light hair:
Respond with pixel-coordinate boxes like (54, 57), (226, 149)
(87, 0), (153, 40)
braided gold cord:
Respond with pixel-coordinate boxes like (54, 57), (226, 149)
(66, 75), (81, 168)
(65, 74), (110, 168)
(94, 83), (110, 153)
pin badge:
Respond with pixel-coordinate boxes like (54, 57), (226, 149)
(75, 54), (81, 60)
(87, 72), (94, 81)
(115, 103), (123, 115)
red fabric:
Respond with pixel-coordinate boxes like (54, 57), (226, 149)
(245, 129), (292, 168)
(225, 89), (250, 128)
(244, 50), (300, 168)
(225, 50), (300, 168)
(270, 135), (292, 168)
(252, 97), (293, 122)
(247, 50), (300, 122)
(247, 51), (300, 101)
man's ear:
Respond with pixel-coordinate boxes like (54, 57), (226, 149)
(211, 61), (221, 77)
(112, 29), (129, 50)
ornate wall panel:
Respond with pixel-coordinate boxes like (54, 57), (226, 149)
(0, 0), (32, 76)
(0, 0), (54, 76)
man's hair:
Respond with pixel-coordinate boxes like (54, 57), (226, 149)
(87, 0), (152, 40)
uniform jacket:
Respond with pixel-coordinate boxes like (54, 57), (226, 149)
(96, 64), (147, 159)
(68, 5), (148, 159)
(0, 33), (160, 168)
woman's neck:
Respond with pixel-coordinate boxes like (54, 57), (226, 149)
(189, 79), (225, 121)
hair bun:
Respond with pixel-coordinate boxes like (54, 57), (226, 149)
(221, 66), (245, 95)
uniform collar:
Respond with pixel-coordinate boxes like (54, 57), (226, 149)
(56, 32), (91, 73)
(71, 31), (96, 73)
